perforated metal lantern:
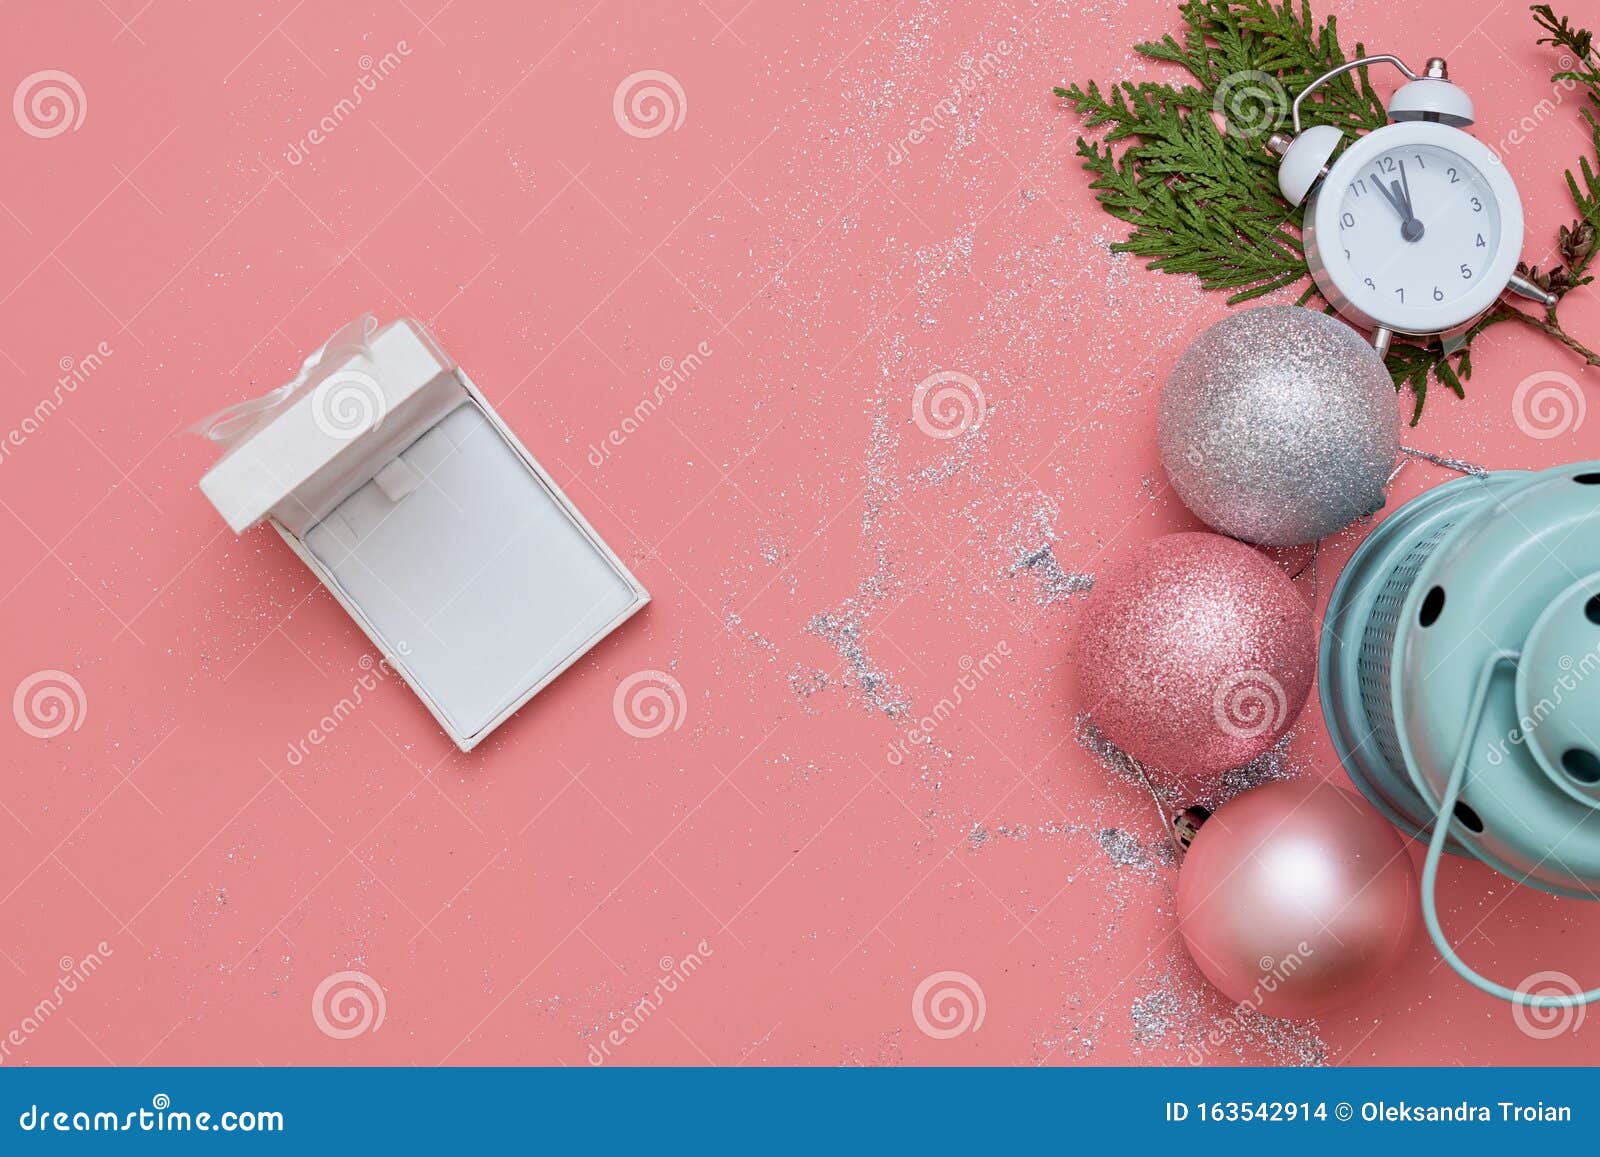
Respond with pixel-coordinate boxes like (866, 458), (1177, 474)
(1320, 461), (1600, 1006)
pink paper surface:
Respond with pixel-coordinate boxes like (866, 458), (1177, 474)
(2, 0), (1597, 1067)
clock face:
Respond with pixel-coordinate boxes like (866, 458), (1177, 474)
(1334, 142), (1502, 314)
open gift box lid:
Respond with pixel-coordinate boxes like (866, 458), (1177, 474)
(197, 317), (649, 751)
(199, 316), (465, 535)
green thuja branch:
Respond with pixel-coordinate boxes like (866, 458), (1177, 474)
(1056, 0), (1600, 423)
(1055, 0), (1384, 302)
(1498, 6), (1600, 362)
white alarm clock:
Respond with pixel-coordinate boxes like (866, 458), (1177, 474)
(1268, 55), (1556, 357)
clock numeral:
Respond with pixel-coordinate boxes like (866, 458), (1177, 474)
(1340, 211), (1356, 229)
(1470, 196), (1482, 212)
(1380, 156), (1397, 172)
(1447, 167), (1461, 184)
(1394, 288), (1405, 302)
(1476, 233), (1486, 248)
(1433, 286), (1445, 301)
(1364, 278), (1376, 290)
(1354, 177), (1367, 196)
(1413, 154), (1426, 168)
(1460, 264), (1473, 279)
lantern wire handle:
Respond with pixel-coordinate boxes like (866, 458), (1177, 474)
(1419, 651), (1600, 1008)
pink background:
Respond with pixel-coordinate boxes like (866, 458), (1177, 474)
(2, 0), (1598, 1066)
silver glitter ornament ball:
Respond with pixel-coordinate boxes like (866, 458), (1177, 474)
(1158, 306), (1400, 547)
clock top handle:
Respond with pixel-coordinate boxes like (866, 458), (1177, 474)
(1290, 54), (1475, 133)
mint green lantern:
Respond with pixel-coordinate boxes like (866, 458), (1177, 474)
(1321, 461), (1600, 1009)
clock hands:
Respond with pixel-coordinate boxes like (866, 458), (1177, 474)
(1397, 159), (1424, 242)
(1371, 175), (1405, 217)
(1371, 161), (1425, 243)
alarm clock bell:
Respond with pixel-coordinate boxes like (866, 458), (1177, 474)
(1268, 57), (1476, 207)
(1266, 54), (1557, 356)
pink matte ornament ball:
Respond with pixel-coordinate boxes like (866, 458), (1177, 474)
(1178, 781), (1419, 1018)
(1075, 532), (1314, 778)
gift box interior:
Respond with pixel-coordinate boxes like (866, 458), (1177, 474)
(198, 317), (648, 750)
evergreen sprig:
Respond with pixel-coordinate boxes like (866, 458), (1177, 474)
(1528, 4), (1600, 291)
(1056, 1), (1600, 423)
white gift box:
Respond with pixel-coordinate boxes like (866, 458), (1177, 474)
(197, 316), (649, 751)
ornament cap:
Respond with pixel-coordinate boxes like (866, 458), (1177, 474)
(1172, 805), (1211, 852)
(1275, 124), (1342, 206)
(1387, 77), (1474, 127)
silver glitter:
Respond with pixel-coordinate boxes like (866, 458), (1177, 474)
(804, 414), (909, 718)
(1011, 543), (1094, 606)
(805, 608), (909, 718)
(917, 418), (987, 486)
(1130, 969), (1328, 1065)
(1158, 306), (1400, 546)
(787, 665), (829, 700)
(1095, 826), (1151, 870)
(1210, 739), (1299, 806)
(1130, 986), (1180, 1044)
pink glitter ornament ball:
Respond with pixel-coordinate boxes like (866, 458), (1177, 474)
(1177, 781), (1418, 1018)
(1075, 532), (1313, 777)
